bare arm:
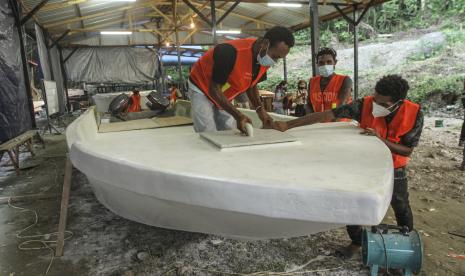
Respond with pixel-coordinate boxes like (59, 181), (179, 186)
(361, 128), (414, 157)
(338, 86), (352, 105)
(337, 77), (352, 106)
(246, 85), (262, 109)
(209, 81), (251, 133)
(273, 110), (335, 131)
(384, 140), (414, 157)
(247, 85), (274, 129)
(209, 81), (242, 119)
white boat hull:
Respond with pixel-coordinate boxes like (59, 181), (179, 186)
(66, 103), (393, 239)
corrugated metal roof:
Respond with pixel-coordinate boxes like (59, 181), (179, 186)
(20, 0), (390, 46)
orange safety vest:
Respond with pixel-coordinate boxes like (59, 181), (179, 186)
(170, 87), (178, 102)
(360, 96), (420, 169)
(189, 38), (268, 107)
(127, 93), (141, 112)
(309, 74), (349, 112)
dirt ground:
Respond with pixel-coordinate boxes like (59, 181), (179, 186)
(0, 116), (464, 276)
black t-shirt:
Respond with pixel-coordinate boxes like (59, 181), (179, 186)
(210, 43), (267, 85)
(332, 98), (424, 147)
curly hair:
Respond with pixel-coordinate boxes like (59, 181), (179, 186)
(375, 75), (410, 102)
(264, 26), (295, 48)
(317, 47), (337, 61)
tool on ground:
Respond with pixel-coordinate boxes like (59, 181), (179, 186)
(245, 123), (254, 137)
(362, 224), (423, 276)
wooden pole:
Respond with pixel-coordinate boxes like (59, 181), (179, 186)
(173, 0), (184, 93)
(55, 155), (73, 257)
(309, 0), (320, 77)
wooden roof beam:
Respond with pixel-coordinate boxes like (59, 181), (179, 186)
(43, 0), (168, 28)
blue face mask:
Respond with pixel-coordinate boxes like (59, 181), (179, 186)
(257, 45), (276, 67)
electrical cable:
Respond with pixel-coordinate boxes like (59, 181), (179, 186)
(8, 197), (73, 275)
(378, 229), (391, 276)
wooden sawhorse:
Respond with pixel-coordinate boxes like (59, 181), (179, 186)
(0, 130), (45, 175)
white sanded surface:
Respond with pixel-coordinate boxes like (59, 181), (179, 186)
(66, 107), (394, 239)
(200, 128), (298, 149)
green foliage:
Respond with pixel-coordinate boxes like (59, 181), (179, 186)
(164, 66), (190, 84)
(301, 0), (465, 46)
(444, 29), (465, 44)
(294, 29), (310, 43)
(408, 75), (464, 104)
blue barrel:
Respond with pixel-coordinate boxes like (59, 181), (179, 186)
(362, 227), (423, 275)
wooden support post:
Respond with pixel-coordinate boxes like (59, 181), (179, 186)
(173, 0), (183, 92)
(55, 155), (73, 257)
(7, 150), (20, 175)
(353, 5), (359, 99)
(309, 0), (320, 77)
(210, 0), (217, 45)
(181, 0), (212, 27)
(63, 48), (78, 63)
(26, 139), (34, 156)
(217, 0), (240, 24)
(20, 0), (49, 25)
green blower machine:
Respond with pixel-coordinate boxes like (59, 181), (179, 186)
(362, 224), (423, 276)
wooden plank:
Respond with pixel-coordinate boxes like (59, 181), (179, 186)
(55, 156), (73, 257)
(98, 119), (158, 133)
(0, 130), (37, 151)
(152, 116), (193, 127)
(98, 116), (192, 133)
(6, 150), (20, 176)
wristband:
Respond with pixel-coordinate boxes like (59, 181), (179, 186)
(255, 105), (263, 112)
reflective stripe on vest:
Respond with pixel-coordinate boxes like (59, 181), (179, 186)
(360, 96), (420, 168)
(189, 38), (268, 106)
(308, 74), (347, 112)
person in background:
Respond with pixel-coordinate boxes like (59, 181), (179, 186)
(294, 80), (308, 117)
(169, 84), (183, 106)
(188, 26), (295, 133)
(127, 88), (141, 112)
(283, 88), (294, 116)
(460, 78), (465, 170)
(234, 93), (250, 109)
(308, 47), (352, 118)
(273, 81), (287, 115)
(273, 75), (423, 258)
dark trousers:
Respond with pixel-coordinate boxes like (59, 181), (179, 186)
(462, 143), (465, 167)
(346, 168), (413, 246)
(461, 96), (465, 142)
(294, 104), (306, 117)
(460, 114), (465, 142)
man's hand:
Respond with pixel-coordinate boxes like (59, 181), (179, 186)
(360, 128), (381, 138)
(236, 114), (253, 134)
(257, 108), (274, 129)
(273, 121), (288, 132)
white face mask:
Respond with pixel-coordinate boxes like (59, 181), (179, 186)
(318, 65), (334, 77)
(372, 100), (400, 118)
(257, 44), (276, 67)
